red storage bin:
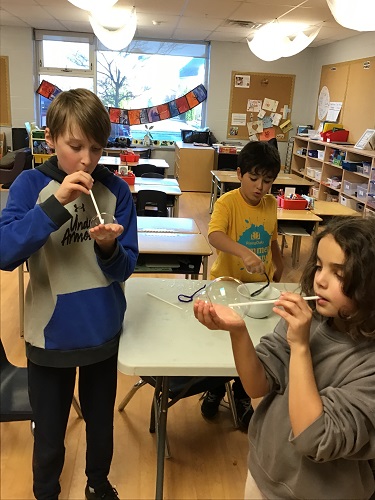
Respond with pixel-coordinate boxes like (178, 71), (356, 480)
(277, 194), (308, 210)
(120, 153), (140, 165)
(119, 171), (135, 185)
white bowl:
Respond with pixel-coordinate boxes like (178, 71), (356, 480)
(237, 284), (281, 319)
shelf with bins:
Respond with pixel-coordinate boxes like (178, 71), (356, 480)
(30, 130), (54, 165)
(291, 137), (375, 217)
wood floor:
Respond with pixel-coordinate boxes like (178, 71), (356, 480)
(0, 191), (313, 500)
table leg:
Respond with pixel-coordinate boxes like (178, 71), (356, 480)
(291, 236), (301, 268)
(202, 256), (208, 280)
(209, 173), (215, 213)
(155, 376), (170, 500)
(210, 177), (218, 214)
(173, 196), (179, 217)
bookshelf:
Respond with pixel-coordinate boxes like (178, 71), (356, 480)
(291, 137), (375, 219)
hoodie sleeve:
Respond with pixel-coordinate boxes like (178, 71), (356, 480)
(0, 170), (71, 271)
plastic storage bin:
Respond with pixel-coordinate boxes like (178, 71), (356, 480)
(314, 169), (322, 181)
(306, 167), (315, 177)
(357, 184), (368, 200)
(343, 180), (358, 196)
(340, 194), (357, 209)
(363, 162), (371, 176)
(277, 195), (308, 210)
(317, 150), (324, 160)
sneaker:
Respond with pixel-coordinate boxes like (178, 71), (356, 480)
(201, 391), (223, 419)
(85, 481), (119, 500)
(235, 397), (254, 432)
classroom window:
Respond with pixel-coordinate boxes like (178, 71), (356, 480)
(35, 33), (209, 142)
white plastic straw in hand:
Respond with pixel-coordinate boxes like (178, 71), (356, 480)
(229, 296), (320, 307)
(147, 292), (183, 310)
(89, 190), (104, 224)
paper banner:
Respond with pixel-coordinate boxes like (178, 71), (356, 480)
(37, 81), (207, 126)
(36, 80), (62, 100)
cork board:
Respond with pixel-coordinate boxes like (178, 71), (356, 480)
(0, 56), (11, 127)
(227, 71), (295, 141)
(314, 57), (375, 143)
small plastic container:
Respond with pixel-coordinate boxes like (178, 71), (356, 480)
(311, 187), (320, 198)
(340, 194), (357, 209)
(308, 149), (318, 158)
(356, 165), (364, 174)
(306, 167), (315, 177)
(277, 194), (308, 210)
(357, 184), (368, 200)
(342, 161), (360, 172)
(363, 162), (371, 176)
(314, 169), (322, 181)
(317, 150), (324, 160)
(343, 180), (358, 196)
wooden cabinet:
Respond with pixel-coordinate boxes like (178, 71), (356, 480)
(291, 137), (375, 218)
(174, 142), (214, 192)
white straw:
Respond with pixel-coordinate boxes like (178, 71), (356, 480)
(228, 296), (320, 307)
(147, 292), (183, 310)
(89, 190), (104, 224)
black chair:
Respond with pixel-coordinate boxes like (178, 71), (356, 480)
(136, 190), (169, 217)
(136, 148), (152, 159)
(132, 164), (165, 177)
(0, 148), (32, 188)
(118, 376), (238, 457)
(0, 339), (83, 424)
(141, 172), (164, 179)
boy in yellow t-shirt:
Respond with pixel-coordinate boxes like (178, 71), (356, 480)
(201, 140), (284, 430)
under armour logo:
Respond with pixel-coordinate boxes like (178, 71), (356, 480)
(74, 203), (86, 212)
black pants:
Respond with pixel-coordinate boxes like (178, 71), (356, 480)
(28, 355), (118, 500)
(207, 377), (249, 400)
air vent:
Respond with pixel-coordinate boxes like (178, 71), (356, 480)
(223, 19), (261, 29)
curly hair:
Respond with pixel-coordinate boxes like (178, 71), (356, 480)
(301, 216), (375, 341)
(237, 140), (280, 179)
(46, 88), (111, 148)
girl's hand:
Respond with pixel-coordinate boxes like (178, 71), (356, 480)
(194, 298), (246, 334)
(241, 248), (265, 274)
(273, 292), (312, 348)
(55, 171), (94, 205)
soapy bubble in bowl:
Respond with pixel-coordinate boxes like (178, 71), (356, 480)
(237, 283), (281, 318)
(196, 276), (249, 320)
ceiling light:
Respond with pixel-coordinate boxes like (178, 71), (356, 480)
(89, 7), (137, 50)
(248, 22), (320, 61)
(67, 0), (118, 11)
(326, 0), (375, 31)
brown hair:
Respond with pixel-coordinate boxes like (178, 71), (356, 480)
(301, 216), (375, 341)
(46, 89), (111, 147)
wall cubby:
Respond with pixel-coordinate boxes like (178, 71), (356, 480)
(291, 137), (375, 218)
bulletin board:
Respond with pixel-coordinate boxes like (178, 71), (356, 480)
(0, 56), (12, 127)
(227, 71), (295, 142)
(314, 57), (375, 143)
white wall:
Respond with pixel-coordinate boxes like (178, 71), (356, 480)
(0, 26), (35, 149)
(207, 33), (375, 163)
(1, 26), (374, 160)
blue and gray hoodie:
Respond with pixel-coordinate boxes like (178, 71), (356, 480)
(0, 156), (139, 367)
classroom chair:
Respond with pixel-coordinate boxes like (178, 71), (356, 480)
(118, 376), (239, 457)
(0, 339), (83, 428)
(141, 172), (164, 178)
(136, 189), (169, 217)
(131, 163), (165, 177)
(0, 147), (32, 188)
